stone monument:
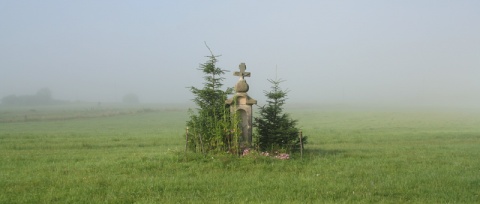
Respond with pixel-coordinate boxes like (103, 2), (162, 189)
(226, 63), (257, 146)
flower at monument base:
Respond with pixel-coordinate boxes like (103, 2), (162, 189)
(242, 148), (251, 156)
(241, 149), (289, 159)
(275, 153), (290, 160)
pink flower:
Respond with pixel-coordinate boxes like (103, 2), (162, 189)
(242, 148), (250, 156)
(275, 153), (290, 160)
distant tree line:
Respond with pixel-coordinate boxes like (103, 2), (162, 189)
(1, 88), (67, 106)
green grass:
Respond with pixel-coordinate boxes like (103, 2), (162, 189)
(1, 105), (479, 203)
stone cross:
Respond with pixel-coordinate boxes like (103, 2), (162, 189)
(234, 63), (251, 80)
(225, 62), (257, 147)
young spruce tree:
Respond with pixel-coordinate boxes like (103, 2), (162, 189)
(254, 79), (306, 153)
(186, 48), (236, 154)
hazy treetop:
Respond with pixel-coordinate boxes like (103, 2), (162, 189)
(1, 1), (479, 108)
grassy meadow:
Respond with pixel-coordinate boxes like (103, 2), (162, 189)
(1, 104), (479, 203)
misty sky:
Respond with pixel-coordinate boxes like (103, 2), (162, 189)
(1, 1), (479, 107)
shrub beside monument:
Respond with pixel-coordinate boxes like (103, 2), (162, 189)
(254, 78), (306, 153)
(185, 50), (238, 154)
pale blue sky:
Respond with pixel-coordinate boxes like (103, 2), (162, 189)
(1, 1), (479, 107)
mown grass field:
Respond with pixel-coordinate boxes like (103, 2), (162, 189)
(1, 104), (479, 203)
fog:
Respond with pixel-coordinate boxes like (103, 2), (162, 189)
(1, 1), (479, 109)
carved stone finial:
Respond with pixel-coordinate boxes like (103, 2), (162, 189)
(234, 63), (251, 80)
(234, 63), (250, 93)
